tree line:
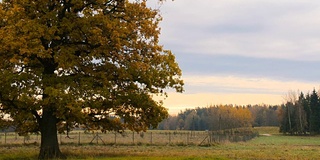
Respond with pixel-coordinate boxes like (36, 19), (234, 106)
(161, 88), (320, 135)
(279, 89), (320, 135)
(157, 104), (280, 131)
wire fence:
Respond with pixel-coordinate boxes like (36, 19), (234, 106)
(0, 130), (259, 146)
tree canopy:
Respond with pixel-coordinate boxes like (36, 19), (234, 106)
(0, 0), (183, 158)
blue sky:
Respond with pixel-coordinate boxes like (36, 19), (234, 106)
(149, 0), (320, 114)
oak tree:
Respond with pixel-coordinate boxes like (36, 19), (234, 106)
(0, 0), (183, 159)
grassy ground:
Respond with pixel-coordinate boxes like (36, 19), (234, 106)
(253, 126), (280, 135)
(0, 130), (211, 146)
(1, 127), (320, 159)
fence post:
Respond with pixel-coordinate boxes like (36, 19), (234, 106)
(4, 132), (6, 144)
(96, 133), (99, 144)
(187, 132), (189, 145)
(150, 132), (153, 144)
(60, 133), (62, 145)
(78, 132), (80, 145)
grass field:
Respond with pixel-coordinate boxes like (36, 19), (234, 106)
(1, 127), (320, 159)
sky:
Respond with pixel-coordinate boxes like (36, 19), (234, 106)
(149, 0), (320, 115)
(1, 0), (319, 115)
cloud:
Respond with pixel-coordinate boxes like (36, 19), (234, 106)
(176, 54), (320, 83)
(182, 75), (319, 94)
(149, 0), (320, 114)
(158, 0), (320, 61)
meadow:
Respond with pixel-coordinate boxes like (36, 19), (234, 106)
(1, 127), (320, 159)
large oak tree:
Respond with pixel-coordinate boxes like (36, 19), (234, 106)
(0, 0), (183, 159)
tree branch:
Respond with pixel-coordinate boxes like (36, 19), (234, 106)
(31, 110), (41, 123)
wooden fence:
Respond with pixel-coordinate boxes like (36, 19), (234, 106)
(0, 130), (258, 146)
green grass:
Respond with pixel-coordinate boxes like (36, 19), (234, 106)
(253, 126), (280, 135)
(0, 145), (38, 160)
(2, 127), (320, 159)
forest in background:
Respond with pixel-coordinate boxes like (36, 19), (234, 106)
(158, 88), (320, 135)
(157, 104), (279, 131)
(279, 89), (320, 135)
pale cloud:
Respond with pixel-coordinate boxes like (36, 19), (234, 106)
(158, 0), (320, 61)
(199, 35), (320, 61)
(183, 75), (319, 94)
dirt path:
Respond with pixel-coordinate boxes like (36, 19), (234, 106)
(260, 134), (271, 136)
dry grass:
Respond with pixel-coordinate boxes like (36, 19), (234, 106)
(1, 127), (320, 159)
(253, 126), (280, 135)
(0, 130), (209, 146)
(62, 137), (320, 160)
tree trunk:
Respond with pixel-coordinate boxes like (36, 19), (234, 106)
(38, 110), (66, 159)
(287, 105), (292, 134)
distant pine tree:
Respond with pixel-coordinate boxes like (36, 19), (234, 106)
(309, 89), (320, 134)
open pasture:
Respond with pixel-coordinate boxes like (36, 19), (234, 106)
(1, 127), (320, 159)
